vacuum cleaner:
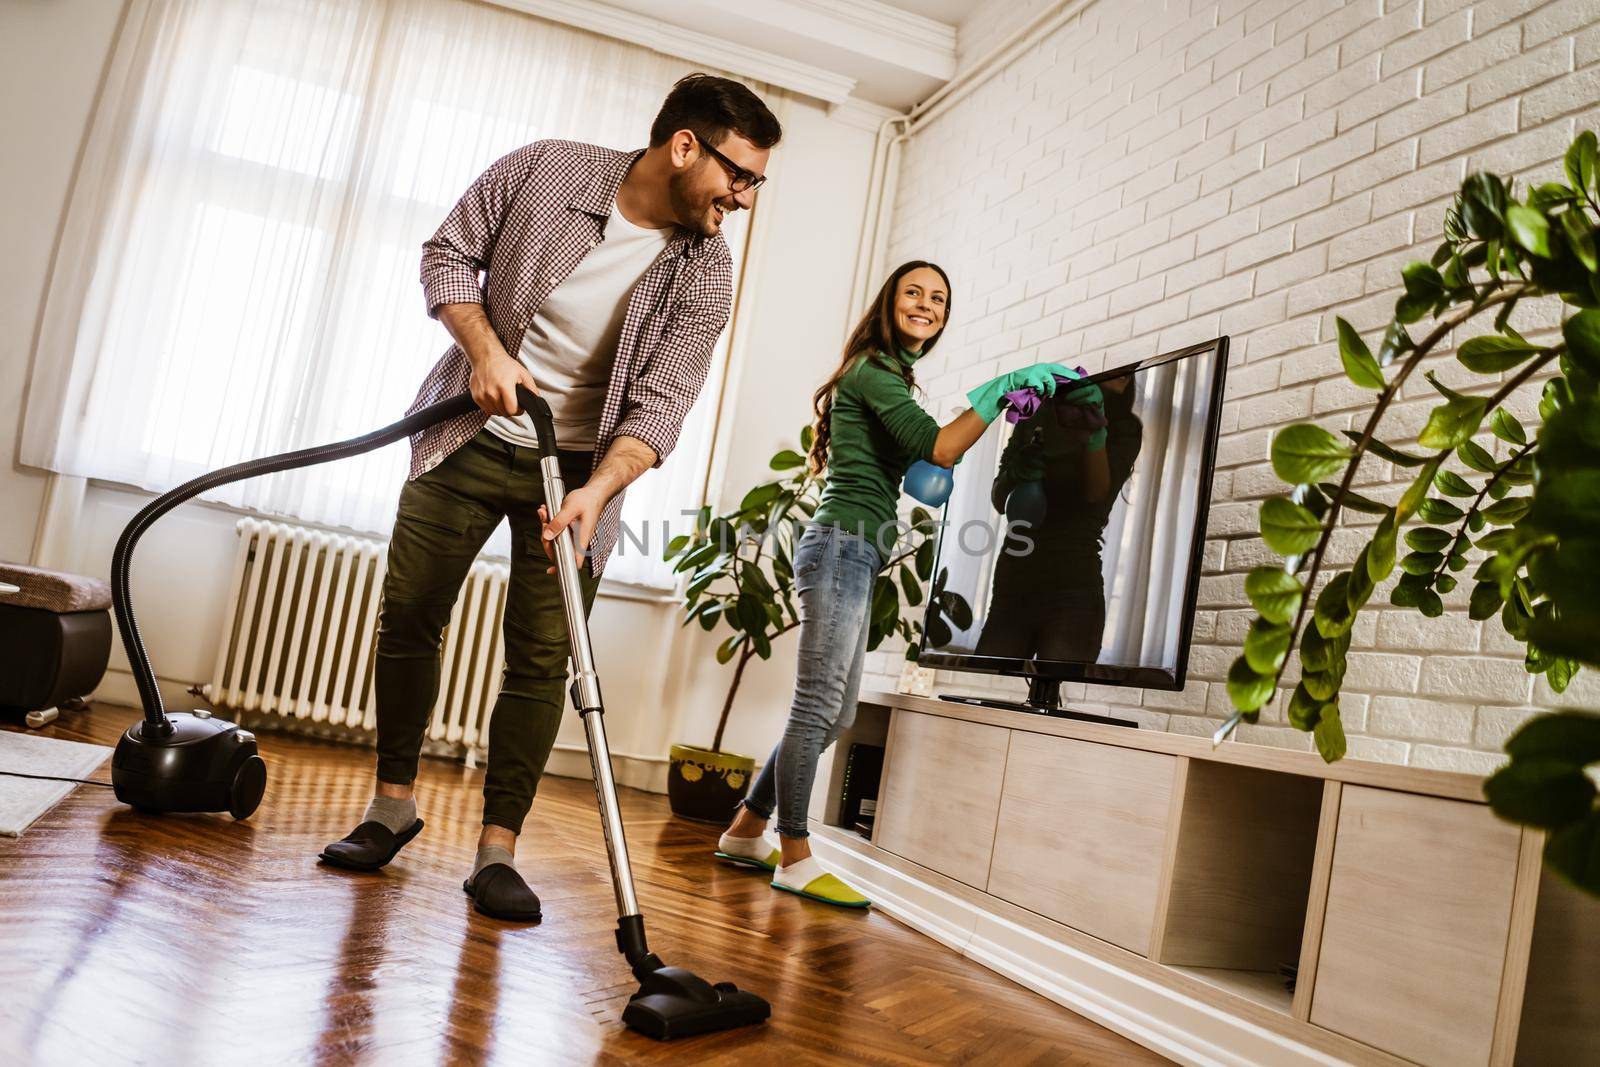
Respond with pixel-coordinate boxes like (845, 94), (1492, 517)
(109, 384), (770, 1039)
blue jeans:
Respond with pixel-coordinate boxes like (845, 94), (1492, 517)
(742, 523), (880, 839)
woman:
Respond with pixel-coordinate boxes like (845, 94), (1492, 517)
(714, 260), (1072, 907)
(976, 372), (1143, 662)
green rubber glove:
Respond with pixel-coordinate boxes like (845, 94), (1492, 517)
(966, 362), (1075, 423)
(1087, 427), (1107, 451)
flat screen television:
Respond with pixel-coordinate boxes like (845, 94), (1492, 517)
(916, 336), (1230, 723)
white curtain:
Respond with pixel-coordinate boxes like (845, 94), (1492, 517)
(21, 0), (768, 588)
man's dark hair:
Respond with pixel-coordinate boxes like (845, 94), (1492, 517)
(649, 73), (782, 150)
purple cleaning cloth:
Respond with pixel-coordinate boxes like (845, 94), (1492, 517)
(1003, 367), (1106, 426)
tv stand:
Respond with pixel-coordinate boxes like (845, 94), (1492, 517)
(939, 677), (1139, 729)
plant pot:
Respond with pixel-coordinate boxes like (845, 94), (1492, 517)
(667, 744), (755, 824)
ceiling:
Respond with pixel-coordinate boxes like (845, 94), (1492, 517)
(876, 0), (990, 27)
(595, 0), (995, 109)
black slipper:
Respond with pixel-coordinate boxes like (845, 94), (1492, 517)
(463, 862), (542, 922)
(318, 819), (424, 871)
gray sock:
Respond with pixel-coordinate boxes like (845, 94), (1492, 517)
(473, 844), (515, 880)
(363, 795), (416, 836)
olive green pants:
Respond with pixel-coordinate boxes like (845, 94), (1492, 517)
(375, 430), (599, 831)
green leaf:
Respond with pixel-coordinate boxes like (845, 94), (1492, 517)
(1321, 484), (1389, 514)
(1544, 812), (1600, 895)
(1369, 510), (1398, 582)
(1484, 496), (1531, 525)
(1563, 308), (1600, 377)
(1462, 173), (1507, 239)
(1401, 550), (1444, 575)
(1347, 547), (1377, 613)
(1490, 408), (1527, 446)
(1378, 321), (1414, 366)
(1246, 568), (1303, 625)
(1564, 130), (1598, 198)
(1547, 656), (1578, 694)
(1244, 619), (1292, 674)
(915, 537), (935, 581)
(1302, 655), (1347, 702)
(739, 482), (783, 513)
(1457, 439), (1497, 473)
(1287, 683), (1325, 730)
(1505, 710), (1600, 765)
(1343, 431), (1429, 467)
(1336, 317), (1385, 389)
(1406, 526), (1454, 552)
(1301, 622), (1350, 675)
(1419, 588), (1445, 617)
(1485, 758), (1598, 828)
(1418, 497), (1465, 523)
(1313, 704), (1347, 763)
(736, 593), (768, 635)
(1260, 497), (1323, 555)
(1458, 333), (1545, 373)
(1272, 424), (1352, 485)
(1436, 573), (1458, 594)
(1469, 580), (1505, 620)
(1506, 203), (1554, 257)
(1227, 657), (1277, 713)
(1559, 207), (1598, 273)
(715, 635), (741, 665)
(1433, 469), (1476, 497)
(1391, 571), (1430, 608)
(899, 565), (922, 607)
(1398, 459), (1443, 520)
(1419, 395), (1489, 450)
(1313, 572), (1355, 638)
(769, 449), (806, 470)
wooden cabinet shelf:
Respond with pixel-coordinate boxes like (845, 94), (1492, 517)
(819, 691), (1598, 1067)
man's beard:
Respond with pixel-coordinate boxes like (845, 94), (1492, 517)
(668, 167), (714, 237)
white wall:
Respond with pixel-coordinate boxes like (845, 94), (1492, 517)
(874, 0), (1600, 772)
(0, 0), (124, 562)
(1, 0), (880, 790)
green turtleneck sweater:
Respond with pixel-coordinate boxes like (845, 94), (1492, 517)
(811, 347), (941, 565)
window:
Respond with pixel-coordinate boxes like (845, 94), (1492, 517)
(23, 0), (765, 589)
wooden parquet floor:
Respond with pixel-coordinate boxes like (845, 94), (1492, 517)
(0, 704), (1166, 1066)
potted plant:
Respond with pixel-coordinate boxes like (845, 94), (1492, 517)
(1221, 130), (1600, 894)
(661, 426), (972, 822)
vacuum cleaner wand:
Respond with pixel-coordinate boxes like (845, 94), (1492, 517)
(515, 385), (770, 1040)
(107, 392), (476, 818)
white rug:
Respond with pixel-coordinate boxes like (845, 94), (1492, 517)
(0, 729), (113, 836)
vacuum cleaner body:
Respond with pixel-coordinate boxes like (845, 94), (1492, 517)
(112, 711), (266, 819)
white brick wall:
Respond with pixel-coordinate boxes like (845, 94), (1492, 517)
(869, 0), (1600, 767)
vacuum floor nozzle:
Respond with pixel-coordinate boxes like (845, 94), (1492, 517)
(621, 965), (772, 1040)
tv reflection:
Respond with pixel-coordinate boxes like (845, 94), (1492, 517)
(975, 371), (1144, 662)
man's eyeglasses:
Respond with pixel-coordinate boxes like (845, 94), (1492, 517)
(694, 133), (766, 194)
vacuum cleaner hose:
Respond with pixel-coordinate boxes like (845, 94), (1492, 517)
(111, 392), (478, 730)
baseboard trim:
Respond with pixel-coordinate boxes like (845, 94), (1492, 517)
(810, 832), (1347, 1067)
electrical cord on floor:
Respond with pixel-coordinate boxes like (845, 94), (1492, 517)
(0, 770), (115, 788)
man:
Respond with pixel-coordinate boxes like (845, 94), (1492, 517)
(320, 74), (781, 922)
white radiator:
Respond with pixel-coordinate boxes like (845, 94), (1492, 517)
(205, 518), (509, 751)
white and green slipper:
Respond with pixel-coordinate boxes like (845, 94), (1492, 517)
(714, 830), (781, 872)
(771, 856), (871, 909)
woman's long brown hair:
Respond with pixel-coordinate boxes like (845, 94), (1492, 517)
(807, 260), (953, 475)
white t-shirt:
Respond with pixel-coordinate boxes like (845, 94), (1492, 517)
(486, 202), (674, 450)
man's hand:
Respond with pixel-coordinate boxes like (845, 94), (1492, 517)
(537, 487), (604, 574)
(434, 303), (538, 417)
(470, 351), (539, 418)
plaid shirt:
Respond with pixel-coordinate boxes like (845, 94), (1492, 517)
(408, 139), (733, 577)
